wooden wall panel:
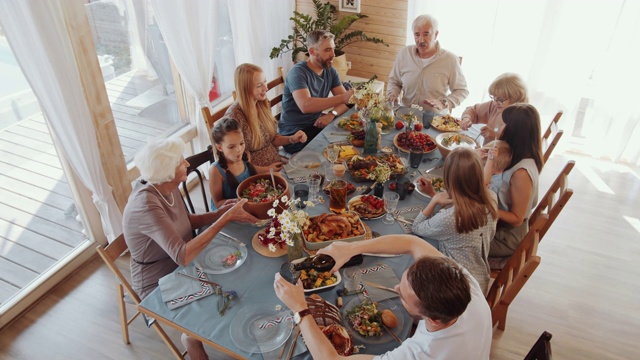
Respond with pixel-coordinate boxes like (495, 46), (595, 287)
(296, 0), (409, 85)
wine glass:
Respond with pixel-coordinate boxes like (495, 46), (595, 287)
(308, 176), (321, 203)
(382, 192), (400, 224)
(326, 145), (340, 164)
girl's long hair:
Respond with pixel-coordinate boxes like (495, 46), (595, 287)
(500, 103), (543, 171)
(234, 63), (278, 150)
(211, 117), (257, 191)
(443, 148), (498, 233)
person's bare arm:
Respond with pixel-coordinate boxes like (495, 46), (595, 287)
(498, 169), (533, 226)
(272, 131), (307, 146)
(318, 234), (443, 273)
(291, 87), (353, 114)
(274, 273), (374, 360)
(183, 199), (256, 264)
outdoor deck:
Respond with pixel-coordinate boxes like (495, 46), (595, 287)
(0, 71), (181, 305)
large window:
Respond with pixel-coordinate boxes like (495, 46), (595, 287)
(86, 0), (188, 162)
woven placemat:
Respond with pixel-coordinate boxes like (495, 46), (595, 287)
(303, 222), (372, 255)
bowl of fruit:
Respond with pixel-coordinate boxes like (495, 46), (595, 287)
(393, 130), (437, 153)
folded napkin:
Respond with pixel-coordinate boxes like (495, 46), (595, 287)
(393, 206), (424, 234)
(159, 267), (215, 310)
(345, 264), (400, 302)
(323, 131), (348, 144)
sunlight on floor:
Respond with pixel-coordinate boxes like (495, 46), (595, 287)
(623, 216), (640, 236)
(577, 162), (615, 195)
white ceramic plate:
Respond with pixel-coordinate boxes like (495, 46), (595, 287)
(195, 237), (248, 275)
(289, 151), (324, 170)
(291, 257), (342, 293)
(395, 107), (422, 123)
(229, 304), (294, 353)
(348, 195), (386, 220)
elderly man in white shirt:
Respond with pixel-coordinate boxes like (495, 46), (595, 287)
(387, 15), (468, 114)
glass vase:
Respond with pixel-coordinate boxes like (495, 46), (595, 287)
(363, 118), (379, 155)
(287, 233), (304, 262)
(379, 105), (395, 135)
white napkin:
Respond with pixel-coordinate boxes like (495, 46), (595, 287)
(323, 131), (348, 143)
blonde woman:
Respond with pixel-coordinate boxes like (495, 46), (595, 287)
(412, 147), (498, 294)
(225, 63), (307, 166)
(459, 72), (528, 144)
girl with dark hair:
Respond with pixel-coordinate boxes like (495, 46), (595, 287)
(489, 103), (543, 256)
(412, 148), (498, 294)
(208, 117), (274, 210)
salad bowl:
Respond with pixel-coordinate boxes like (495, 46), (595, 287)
(236, 173), (290, 219)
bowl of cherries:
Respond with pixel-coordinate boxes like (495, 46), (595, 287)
(348, 130), (365, 147)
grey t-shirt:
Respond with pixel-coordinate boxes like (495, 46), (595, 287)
(278, 61), (342, 135)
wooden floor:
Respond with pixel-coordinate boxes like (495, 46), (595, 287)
(0, 71), (182, 305)
(0, 151), (638, 359)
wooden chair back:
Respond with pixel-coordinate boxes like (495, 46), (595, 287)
(267, 67), (285, 121)
(524, 331), (553, 360)
(486, 214), (547, 330)
(181, 145), (214, 214)
(543, 111), (564, 163)
(96, 235), (185, 359)
(529, 160), (575, 241)
(201, 104), (231, 147)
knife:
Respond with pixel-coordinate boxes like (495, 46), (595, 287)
(219, 232), (246, 247)
(424, 165), (444, 175)
(362, 182), (376, 195)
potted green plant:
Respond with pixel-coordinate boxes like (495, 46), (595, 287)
(270, 0), (387, 79)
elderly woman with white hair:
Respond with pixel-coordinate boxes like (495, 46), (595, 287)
(386, 14), (468, 113)
(123, 138), (258, 359)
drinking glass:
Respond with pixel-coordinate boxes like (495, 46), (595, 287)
(332, 160), (347, 179)
(409, 147), (424, 168)
(329, 179), (348, 213)
(382, 192), (400, 224)
(308, 176), (321, 203)
(294, 183), (309, 209)
(326, 144), (340, 164)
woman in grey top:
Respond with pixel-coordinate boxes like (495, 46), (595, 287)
(123, 138), (258, 359)
(486, 103), (543, 257)
(413, 148), (498, 294)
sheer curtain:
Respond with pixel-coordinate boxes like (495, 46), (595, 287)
(0, 0), (123, 241)
(150, 0), (217, 151)
(408, 0), (640, 165)
(227, 0), (295, 81)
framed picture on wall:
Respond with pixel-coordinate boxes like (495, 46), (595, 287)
(339, 0), (361, 13)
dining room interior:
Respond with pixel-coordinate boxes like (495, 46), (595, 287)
(0, 0), (639, 359)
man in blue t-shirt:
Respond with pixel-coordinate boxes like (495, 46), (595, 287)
(279, 30), (354, 153)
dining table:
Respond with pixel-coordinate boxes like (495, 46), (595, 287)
(138, 106), (482, 360)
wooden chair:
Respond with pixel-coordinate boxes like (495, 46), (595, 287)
(486, 214), (547, 330)
(201, 104), (231, 146)
(524, 331), (553, 360)
(489, 160), (575, 275)
(267, 66), (285, 121)
(543, 111), (564, 163)
(181, 145), (214, 214)
(529, 160), (575, 241)
(96, 235), (186, 359)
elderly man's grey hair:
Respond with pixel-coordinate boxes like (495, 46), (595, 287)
(134, 138), (185, 184)
(307, 30), (335, 50)
(412, 14), (439, 32)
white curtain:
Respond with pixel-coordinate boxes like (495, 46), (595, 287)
(227, 0), (295, 81)
(0, 0), (123, 241)
(150, 0), (217, 151)
(408, 0), (640, 165)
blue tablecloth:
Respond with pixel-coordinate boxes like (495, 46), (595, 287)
(139, 107), (478, 359)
